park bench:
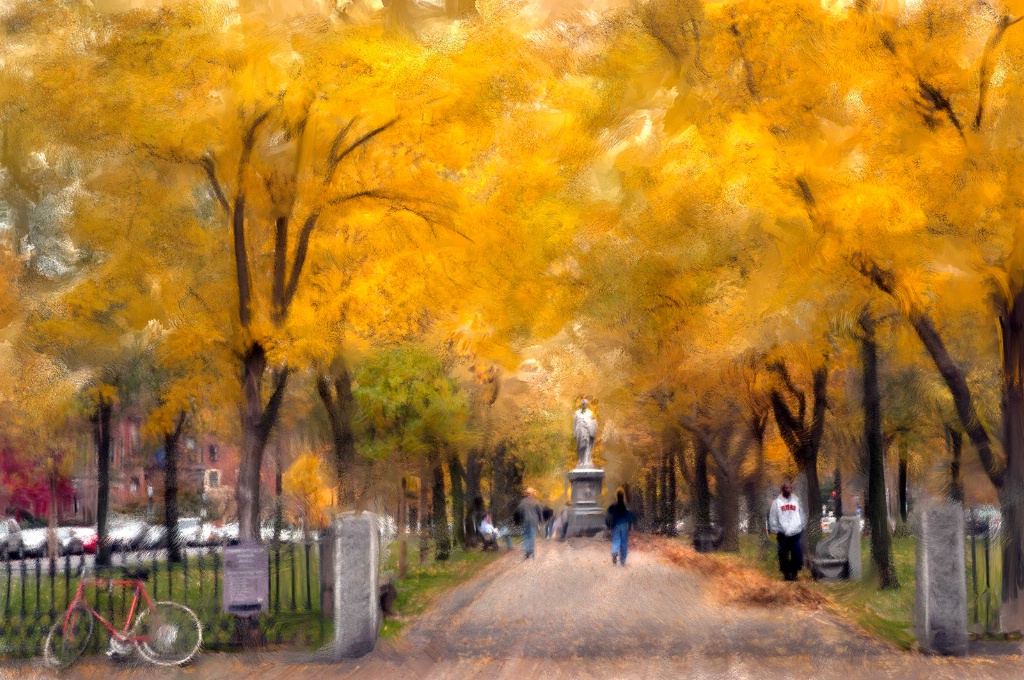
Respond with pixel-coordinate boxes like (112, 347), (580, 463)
(810, 516), (862, 580)
(692, 525), (723, 553)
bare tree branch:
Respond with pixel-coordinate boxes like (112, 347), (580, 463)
(325, 117), (399, 186)
(975, 15), (1024, 130)
(918, 79), (965, 139)
(199, 154), (230, 214)
(281, 210), (322, 315)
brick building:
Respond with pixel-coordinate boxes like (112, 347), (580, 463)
(70, 408), (240, 523)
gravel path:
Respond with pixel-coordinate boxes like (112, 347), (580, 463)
(402, 537), (889, 660)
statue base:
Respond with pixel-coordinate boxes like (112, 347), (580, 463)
(563, 468), (606, 538)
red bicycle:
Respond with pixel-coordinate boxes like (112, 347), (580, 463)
(44, 567), (202, 669)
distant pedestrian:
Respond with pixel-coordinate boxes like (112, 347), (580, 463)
(517, 488), (544, 559)
(768, 481), (806, 581)
(551, 509), (564, 540)
(606, 488), (635, 566)
(542, 506), (554, 538)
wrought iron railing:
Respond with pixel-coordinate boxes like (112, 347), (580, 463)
(0, 538), (324, 658)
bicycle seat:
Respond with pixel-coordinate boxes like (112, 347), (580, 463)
(123, 567), (150, 581)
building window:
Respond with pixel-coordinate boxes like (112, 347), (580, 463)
(130, 477), (139, 495)
(205, 470), (220, 489)
(209, 445), (218, 464)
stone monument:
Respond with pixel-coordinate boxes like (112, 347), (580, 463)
(564, 399), (606, 538)
(317, 512), (381, 659)
(915, 505), (968, 656)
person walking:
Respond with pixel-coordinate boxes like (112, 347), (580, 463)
(768, 480), (806, 581)
(542, 506), (554, 538)
(606, 488), (635, 566)
(517, 488), (544, 559)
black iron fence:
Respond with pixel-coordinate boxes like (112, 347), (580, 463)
(0, 539), (325, 658)
(966, 508), (1001, 636)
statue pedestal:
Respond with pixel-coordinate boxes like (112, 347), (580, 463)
(564, 468), (606, 538)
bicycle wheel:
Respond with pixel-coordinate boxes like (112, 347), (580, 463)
(131, 601), (202, 666)
(44, 602), (94, 670)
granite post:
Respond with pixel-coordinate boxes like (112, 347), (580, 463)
(318, 512), (380, 659)
(915, 505), (968, 656)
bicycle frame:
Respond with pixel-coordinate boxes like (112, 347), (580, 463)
(62, 578), (156, 644)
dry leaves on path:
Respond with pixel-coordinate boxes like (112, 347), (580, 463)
(636, 535), (828, 610)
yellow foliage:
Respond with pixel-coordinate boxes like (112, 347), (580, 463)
(283, 451), (335, 529)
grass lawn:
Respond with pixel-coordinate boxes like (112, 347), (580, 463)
(379, 538), (504, 639)
(735, 533), (917, 649)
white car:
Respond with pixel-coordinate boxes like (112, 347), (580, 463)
(0, 518), (23, 557)
(107, 521), (148, 551)
(176, 517), (207, 546)
(55, 527), (84, 555)
(20, 528), (48, 558)
(213, 523), (239, 545)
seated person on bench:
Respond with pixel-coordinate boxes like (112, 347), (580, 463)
(480, 513), (512, 550)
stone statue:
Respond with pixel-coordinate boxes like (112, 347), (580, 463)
(573, 399), (598, 469)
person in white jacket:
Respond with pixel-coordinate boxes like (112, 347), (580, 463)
(768, 481), (806, 581)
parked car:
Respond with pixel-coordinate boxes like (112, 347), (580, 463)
(107, 520), (149, 551)
(20, 528), (48, 558)
(71, 527), (98, 554)
(215, 523), (239, 546)
(56, 527), (84, 556)
(176, 517), (219, 547)
(141, 524), (168, 550)
(258, 523), (313, 544)
(0, 518), (23, 557)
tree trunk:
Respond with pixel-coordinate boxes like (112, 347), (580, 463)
(833, 468), (843, 518)
(448, 452), (465, 548)
(667, 446), (678, 536)
(947, 426), (964, 504)
(93, 397), (113, 567)
(274, 445), (283, 543)
(800, 457), (822, 557)
(645, 466), (658, 533)
(464, 449), (482, 546)
(747, 420), (770, 556)
(398, 478), (408, 578)
(716, 470), (740, 552)
(164, 412), (186, 564)
(419, 472), (429, 565)
(1000, 288), (1024, 630)
(693, 439), (712, 528)
(489, 441), (521, 527)
(769, 363), (827, 556)
(48, 463), (59, 562)
(658, 452), (668, 532)
(858, 257), (1003, 488)
(237, 343), (289, 543)
(316, 358), (357, 505)
(432, 455), (450, 561)
(743, 475), (761, 535)
(898, 440), (909, 524)
(860, 311), (899, 589)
